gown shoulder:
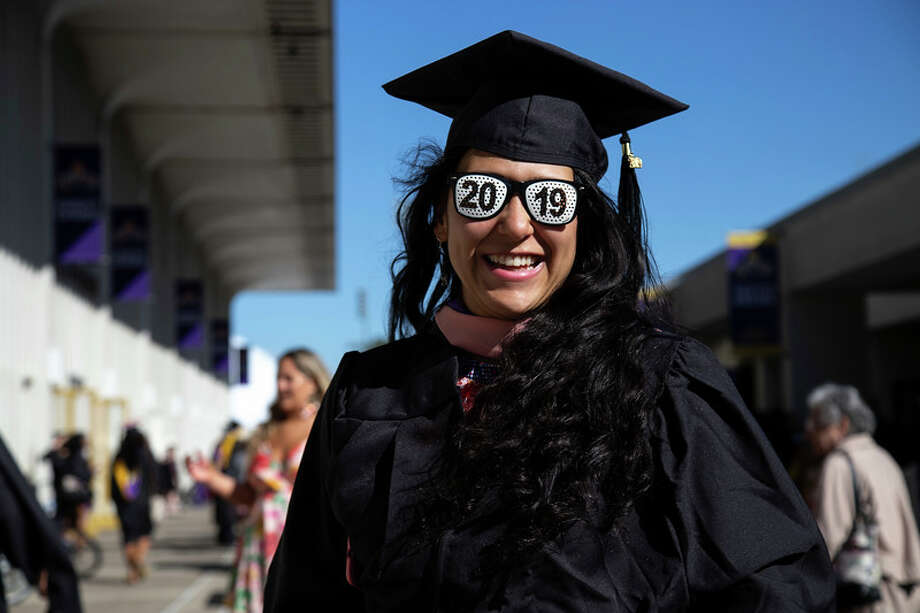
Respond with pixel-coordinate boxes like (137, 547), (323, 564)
(644, 335), (835, 611)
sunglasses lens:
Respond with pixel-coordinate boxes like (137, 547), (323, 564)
(454, 175), (508, 219)
(524, 181), (578, 224)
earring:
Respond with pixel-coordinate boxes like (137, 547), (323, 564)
(436, 241), (450, 289)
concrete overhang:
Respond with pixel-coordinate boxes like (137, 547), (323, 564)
(668, 143), (920, 331)
(53, 0), (334, 292)
(777, 145), (920, 294)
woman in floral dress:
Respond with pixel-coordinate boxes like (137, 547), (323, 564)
(187, 348), (330, 612)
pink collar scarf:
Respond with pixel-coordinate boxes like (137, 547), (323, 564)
(434, 304), (526, 360)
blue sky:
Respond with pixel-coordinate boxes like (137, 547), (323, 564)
(233, 0), (920, 375)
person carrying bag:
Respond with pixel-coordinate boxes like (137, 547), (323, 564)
(834, 449), (883, 608)
(807, 383), (920, 612)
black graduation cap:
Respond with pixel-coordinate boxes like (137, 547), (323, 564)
(383, 30), (688, 181)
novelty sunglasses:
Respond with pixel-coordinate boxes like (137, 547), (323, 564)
(448, 172), (581, 225)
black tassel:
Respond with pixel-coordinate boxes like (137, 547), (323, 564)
(618, 132), (651, 286)
(617, 132), (643, 233)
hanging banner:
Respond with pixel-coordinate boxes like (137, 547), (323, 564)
(235, 347), (249, 385)
(175, 280), (204, 350)
(211, 319), (229, 378)
(54, 145), (102, 265)
(727, 230), (781, 347)
(110, 206), (150, 301)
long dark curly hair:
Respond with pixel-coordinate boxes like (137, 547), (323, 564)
(389, 142), (670, 571)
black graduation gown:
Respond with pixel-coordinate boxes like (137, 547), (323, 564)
(110, 453), (156, 543)
(265, 328), (835, 612)
(0, 435), (82, 613)
(54, 453), (93, 523)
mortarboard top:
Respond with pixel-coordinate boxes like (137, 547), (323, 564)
(383, 30), (689, 181)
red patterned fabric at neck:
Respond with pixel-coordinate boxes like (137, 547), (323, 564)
(455, 356), (501, 414)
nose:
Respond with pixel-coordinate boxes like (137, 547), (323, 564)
(495, 193), (534, 240)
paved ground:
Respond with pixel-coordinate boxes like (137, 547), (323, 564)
(15, 506), (235, 613)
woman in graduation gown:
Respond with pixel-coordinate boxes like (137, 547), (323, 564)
(111, 427), (157, 583)
(265, 31), (835, 612)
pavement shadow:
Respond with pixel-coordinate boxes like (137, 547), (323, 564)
(154, 560), (233, 573)
(84, 576), (133, 587)
(153, 537), (227, 552)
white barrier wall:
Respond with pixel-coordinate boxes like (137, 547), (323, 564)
(0, 246), (229, 510)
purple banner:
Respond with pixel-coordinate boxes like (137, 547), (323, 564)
(177, 322), (205, 350)
(236, 347), (249, 385)
(55, 146), (102, 265)
(211, 319), (229, 378)
(110, 206), (150, 302)
(175, 280), (204, 350)
(727, 237), (781, 346)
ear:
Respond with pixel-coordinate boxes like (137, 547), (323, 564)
(839, 415), (851, 436)
(433, 215), (448, 244)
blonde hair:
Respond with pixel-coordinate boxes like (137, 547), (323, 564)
(282, 348), (330, 401)
(269, 348), (331, 422)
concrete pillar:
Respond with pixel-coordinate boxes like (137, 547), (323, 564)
(203, 275), (232, 380)
(52, 26), (103, 304)
(174, 227), (208, 369)
(108, 115), (152, 334)
(0, 1), (47, 268)
(784, 291), (871, 416)
(149, 188), (174, 349)
(868, 320), (920, 429)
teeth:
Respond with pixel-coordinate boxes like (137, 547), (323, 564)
(487, 254), (538, 268)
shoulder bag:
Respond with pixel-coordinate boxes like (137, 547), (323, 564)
(833, 448), (883, 607)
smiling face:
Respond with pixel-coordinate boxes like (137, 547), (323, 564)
(276, 357), (317, 415)
(435, 150), (579, 320)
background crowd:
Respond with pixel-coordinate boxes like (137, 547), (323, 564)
(2, 358), (920, 612)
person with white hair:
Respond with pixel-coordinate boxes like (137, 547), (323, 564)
(806, 383), (920, 612)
